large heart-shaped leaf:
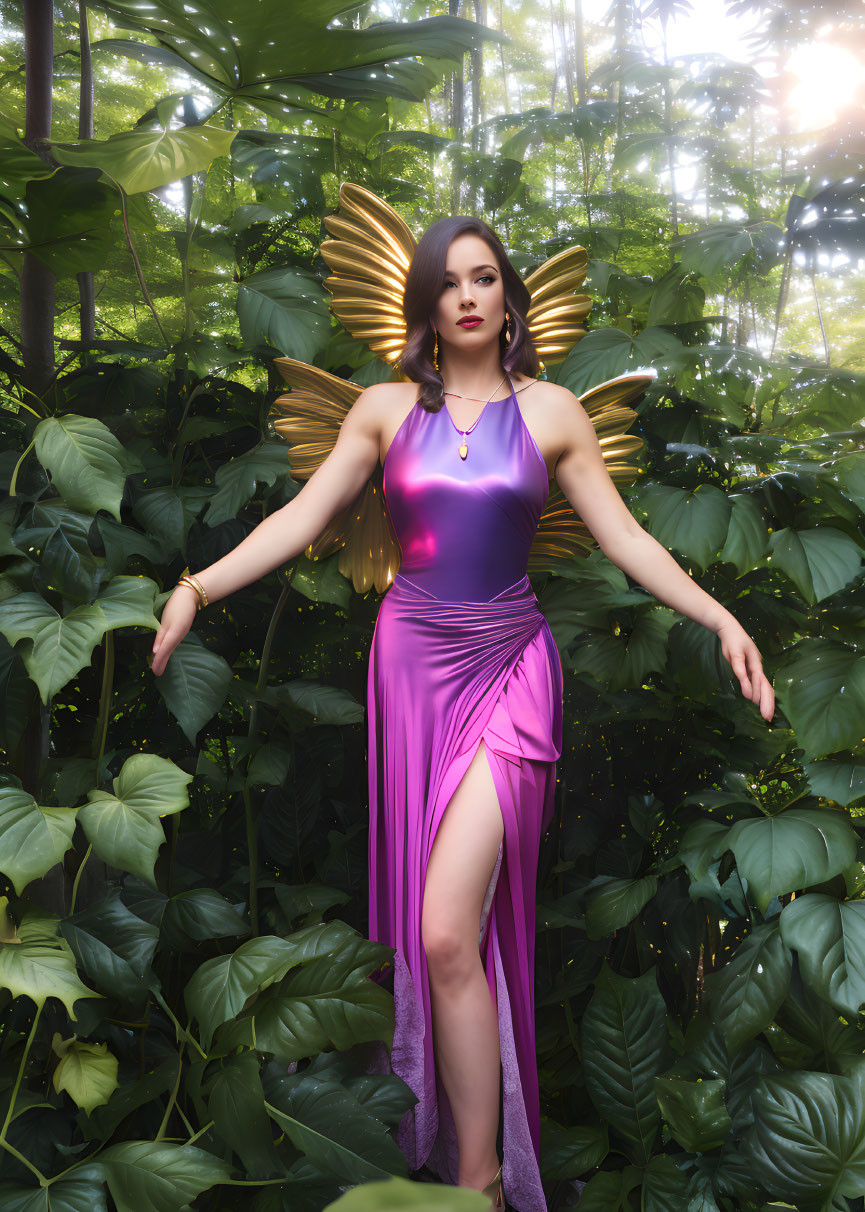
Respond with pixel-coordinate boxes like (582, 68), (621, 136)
(0, 913), (99, 1020)
(50, 123), (236, 196)
(780, 893), (865, 1017)
(767, 527), (863, 604)
(0, 788), (78, 895)
(725, 808), (857, 913)
(204, 1052), (282, 1179)
(0, 593), (107, 702)
(77, 753), (193, 886)
(654, 1075), (732, 1152)
(704, 920), (793, 1055)
(153, 633), (234, 744)
(0, 1177), (108, 1212)
(203, 441), (299, 526)
(52, 1035), (119, 1113)
(637, 482), (732, 574)
(580, 962), (672, 1164)
(94, 576), (161, 631)
(237, 266), (330, 363)
(184, 935), (299, 1049)
(775, 638), (865, 759)
(584, 874), (658, 940)
(97, 1140), (233, 1212)
(743, 1064), (865, 1208)
(264, 1074), (406, 1184)
(34, 415), (131, 521)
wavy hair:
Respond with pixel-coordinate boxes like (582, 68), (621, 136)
(396, 216), (539, 412)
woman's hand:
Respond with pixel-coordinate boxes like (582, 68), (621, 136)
(716, 620), (775, 722)
(149, 585), (199, 676)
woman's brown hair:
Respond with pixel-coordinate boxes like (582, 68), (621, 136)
(396, 216), (539, 412)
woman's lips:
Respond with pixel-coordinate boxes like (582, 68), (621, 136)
(457, 317), (484, 327)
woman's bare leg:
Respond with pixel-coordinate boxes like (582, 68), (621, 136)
(421, 738), (504, 1189)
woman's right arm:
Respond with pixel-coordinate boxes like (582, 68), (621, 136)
(150, 385), (386, 675)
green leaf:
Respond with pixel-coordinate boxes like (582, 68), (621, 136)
(725, 808), (858, 913)
(204, 1052), (281, 1179)
(237, 265), (331, 363)
(580, 962), (672, 1164)
(0, 593), (107, 702)
(50, 123), (236, 195)
(0, 912), (100, 1019)
(97, 1140), (233, 1212)
(642, 1153), (691, 1211)
(264, 1075), (406, 1184)
(539, 1118), (608, 1180)
(743, 1064), (865, 1208)
(637, 482), (732, 574)
(775, 639), (865, 759)
(203, 441), (298, 526)
(22, 168), (118, 277)
(584, 874), (658, 940)
(318, 1175), (483, 1208)
(184, 935), (299, 1050)
(704, 920), (792, 1055)
(60, 894), (160, 1003)
(780, 893), (865, 1017)
(152, 633), (234, 744)
(767, 527), (863, 604)
(263, 679), (365, 726)
(571, 1167), (642, 1211)
(804, 759), (865, 808)
(33, 415), (131, 521)
(654, 1075), (732, 1152)
(0, 787), (78, 895)
(160, 888), (249, 947)
(569, 608), (676, 692)
(93, 576), (161, 631)
(77, 753), (193, 886)
(0, 1177), (108, 1212)
(719, 493), (770, 576)
(290, 553), (353, 609)
(52, 1034), (119, 1113)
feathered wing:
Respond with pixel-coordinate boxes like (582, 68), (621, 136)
(320, 182), (415, 366)
(268, 358), (400, 595)
(267, 181), (651, 592)
(528, 372), (653, 571)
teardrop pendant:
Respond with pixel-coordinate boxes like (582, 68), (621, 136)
(458, 441), (468, 459)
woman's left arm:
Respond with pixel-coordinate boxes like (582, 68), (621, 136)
(550, 387), (775, 723)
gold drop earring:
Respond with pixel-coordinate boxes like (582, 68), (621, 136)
(432, 328), (440, 371)
(504, 311), (512, 344)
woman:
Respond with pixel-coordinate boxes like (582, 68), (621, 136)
(151, 216), (775, 1212)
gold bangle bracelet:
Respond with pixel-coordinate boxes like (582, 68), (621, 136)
(176, 577), (204, 611)
(184, 573), (209, 607)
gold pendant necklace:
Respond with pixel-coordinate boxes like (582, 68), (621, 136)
(444, 373), (508, 460)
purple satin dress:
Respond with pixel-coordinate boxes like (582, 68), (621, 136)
(365, 374), (563, 1212)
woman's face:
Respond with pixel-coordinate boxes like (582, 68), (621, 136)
(431, 232), (506, 354)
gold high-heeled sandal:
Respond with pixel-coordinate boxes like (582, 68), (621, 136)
(481, 1161), (504, 1210)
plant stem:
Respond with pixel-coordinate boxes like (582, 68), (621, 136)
(0, 1001), (43, 1141)
(156, 1054), (183, 1140)
(68, 843), (92, 916)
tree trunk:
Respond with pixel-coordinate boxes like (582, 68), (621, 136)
(76, 1), (95, 354)
(21, 0), (56, 405)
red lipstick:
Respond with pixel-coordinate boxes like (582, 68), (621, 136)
(457, 317), (484, 328)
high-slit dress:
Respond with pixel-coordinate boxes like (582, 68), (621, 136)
(365, 373), (564, 1212)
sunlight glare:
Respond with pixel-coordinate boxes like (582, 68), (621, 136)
(784, 39), (865, 132)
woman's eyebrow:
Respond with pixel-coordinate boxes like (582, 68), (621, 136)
(443, 264), (498, 276)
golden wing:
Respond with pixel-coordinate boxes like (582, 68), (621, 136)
(268, 358), (400, 595)
(320, 182), (416, 366)
(528, 372), (654, 571)
(318, 180), (592, 369)
(523, 245), (592, 364)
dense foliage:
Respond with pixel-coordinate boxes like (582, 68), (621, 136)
(0, 1), (864, 1210)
